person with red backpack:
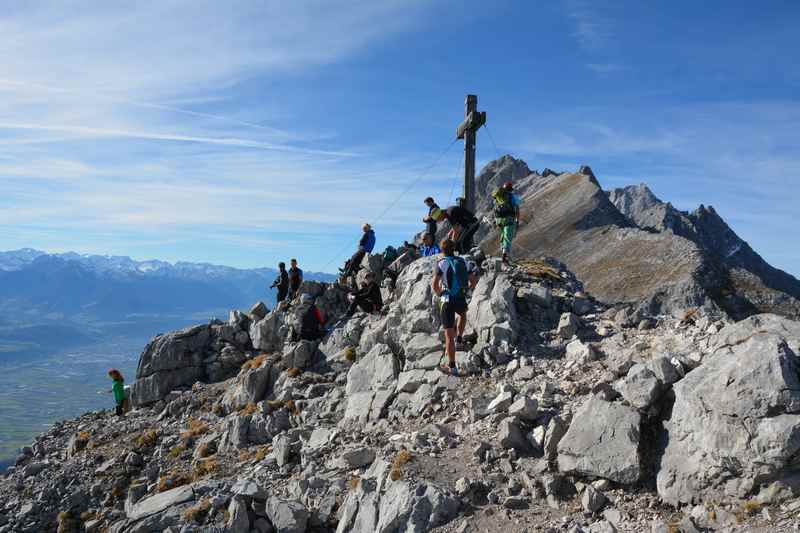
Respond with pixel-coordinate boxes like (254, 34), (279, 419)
(432, 238), (478, 375)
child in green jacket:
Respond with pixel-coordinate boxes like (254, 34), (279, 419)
(108, 369), (126, 417)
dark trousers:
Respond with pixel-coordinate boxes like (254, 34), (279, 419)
(344, 250), (366, 277)
(277, 288), (288, 303)
(347, 297), (377, 315)
(457, 221), (480, 254)
(115, 403), (124, 417)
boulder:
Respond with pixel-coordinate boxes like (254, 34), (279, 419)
(488, 391), (514, 414)
(250, 301), (269, 320)
(566, 340), (598, 365)
(657, 316), (800, 505)
(508, 396), (539, 422)
(126, 484), (194, 521)
(337, 448), (377, 469)
(226, 495), (251, 533)
(130, 325), (211, 406)
(467, 271), (518, 351)
(250, 309), (288, 353)
(614, 364), (661, 410)
(499, 418), (531, 452)
(558, 397), (641, 484)
(220, 356), (276, 412)
(557, 313), (581, 339)
(582, 485), (608, 513)
(265, 497), (309, 533)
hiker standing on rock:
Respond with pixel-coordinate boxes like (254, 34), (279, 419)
(108, 369), (126, 417)
(444, 198), (480, 254)
(432, 238), (478, 375)
(271, 262), (290, 303)
(345, 271), (383, 316)
(423, 197), (444, 238)
(288, 258), (303, 300)
(341, 224), (376, 281)
(492, 181), (521, 264)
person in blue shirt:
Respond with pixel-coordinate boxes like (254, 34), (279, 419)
(419, 233), (441, 257)
(491, 181), (521, 264)
(342, 223), (376, 280)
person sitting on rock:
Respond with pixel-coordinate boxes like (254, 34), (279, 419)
(108, 369), (126, 417)
(270, 262), (290, 303)
(297, 294), (326, 341)
(432, 238), (478, 375)
(346, 271), (383, 316)
(341, 224), (376, 282)
(288, 258), (303, 300)
(444, 198), (480, 254)
(419, 232), (441, 257)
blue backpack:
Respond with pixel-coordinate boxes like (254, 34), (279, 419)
(442, 257), (468, 299)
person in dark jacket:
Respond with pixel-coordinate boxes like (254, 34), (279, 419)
(342, 223), (376, 279)
(108, 369), (126, 417)
(298, 294), (326, 341)
(288, 258), (303, 300)
(270, 262), (290, 303)
(444, 198), (480, 254)
(346, 271), (383, 316)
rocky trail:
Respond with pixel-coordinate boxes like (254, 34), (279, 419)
(3, 160), (800, 533)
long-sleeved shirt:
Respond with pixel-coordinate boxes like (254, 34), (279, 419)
(353, 281), (383, 309)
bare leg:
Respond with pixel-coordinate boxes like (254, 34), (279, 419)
(456, 312), (467, 339)
(444, 327), (457, 366)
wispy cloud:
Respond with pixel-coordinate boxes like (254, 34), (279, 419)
(563, 0), (613, 51)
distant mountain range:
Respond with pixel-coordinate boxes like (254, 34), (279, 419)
(474, 156), (800, 320)
(0, 249), (334, 361)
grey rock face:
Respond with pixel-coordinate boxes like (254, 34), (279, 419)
(126, 484), (194, 521)
(467, 271), (518, 352)
(220, 356), (275, 412)
(226, 495), (251, 533)
(558, 313), (581, 339)
(614, 364), (661, 410)
(343, 344), (399, 423)
(657, 315), (800, 505)
(558, 397), (641, 484)
(582, 485), (608, 513)
(265, 496), (309, 533)
(566, 339), (598, 365)
(130, 325), (210, 406)
(499, 418), (531, 452)
(508, 396), (539, 422)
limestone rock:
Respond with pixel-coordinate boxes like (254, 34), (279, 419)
(558, 313), (581, 339)
(657, 316), (800, 505)
(558, 397), (641, 484)
(614, 364), (661, 410)
(266, 496), (309, 533)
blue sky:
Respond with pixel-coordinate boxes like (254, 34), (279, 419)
(0, 1), (798, 276)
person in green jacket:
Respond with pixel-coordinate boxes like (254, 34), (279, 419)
(108, 369), (126, 417)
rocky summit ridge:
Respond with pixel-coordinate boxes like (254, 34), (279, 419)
(3, 157), (800, 533)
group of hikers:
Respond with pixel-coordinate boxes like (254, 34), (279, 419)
(268, 180), (522, 375)
(106, 181), (522, 415)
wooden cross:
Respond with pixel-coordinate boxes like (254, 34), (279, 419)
(455, 94), (486, 212)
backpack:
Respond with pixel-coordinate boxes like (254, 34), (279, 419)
(493, 188), (516, 219)
(442, 256), (469, 299)
(382, 245), (398, 264)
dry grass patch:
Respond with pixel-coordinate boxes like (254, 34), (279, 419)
(211, 402), (224, 416)
(390, 449), (412, 481)
(343, 347), (355, 362)
(157, 470), (192, 492)
(286, 367), (302, 378)
(168, 445), (186, 459)
(347, 476), (361, 490)
(285, 399), (301, 416)
(182, 498), (211, 524)
(238, 445), (270, 463)
(133, 428), (159, 451)
(517, 259), (562, 282)
(735, 499), (762, 523)
(241, 353), (269, 371)
(238, 403), (258, 417)
(681, 308), (698, 324)
(181, 418), (209, 439)
(192, 458), (217, 480)
(196, 441), (216, 459)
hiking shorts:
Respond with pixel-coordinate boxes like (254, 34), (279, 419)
(440, 296), (468, 329)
